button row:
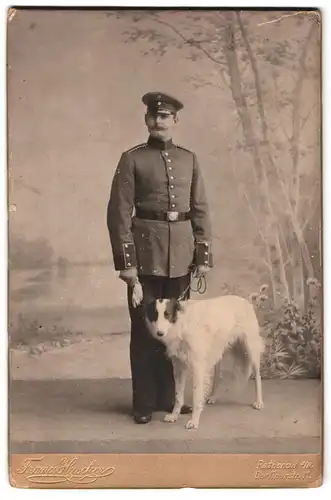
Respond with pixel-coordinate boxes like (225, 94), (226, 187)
(124, 243), (132, 267)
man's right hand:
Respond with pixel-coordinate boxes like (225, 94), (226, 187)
(119, 268), (138, 286)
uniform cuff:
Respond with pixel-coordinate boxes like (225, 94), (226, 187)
(113, 243), (137, 270)
(195, 241), (213, 267)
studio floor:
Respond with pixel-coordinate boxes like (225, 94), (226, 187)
(10, 333), (322, 454)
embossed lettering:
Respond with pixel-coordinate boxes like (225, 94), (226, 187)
(16, 456), (116, 484)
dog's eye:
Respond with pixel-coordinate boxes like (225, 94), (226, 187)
(164, 311), (169, 320)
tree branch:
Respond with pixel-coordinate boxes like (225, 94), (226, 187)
(149, 13), (228, 73)
(299, 102), (319, 132)
(301, 189), (321, 232)
(272, 76), (291, 142)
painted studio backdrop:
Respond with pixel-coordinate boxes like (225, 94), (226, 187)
(8, 9), (321, 379)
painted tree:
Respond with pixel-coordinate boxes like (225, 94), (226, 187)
(113, 9), (321, 310)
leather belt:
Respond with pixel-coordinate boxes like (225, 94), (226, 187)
(135, 209), (190, 222)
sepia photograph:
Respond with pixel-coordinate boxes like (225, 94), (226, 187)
(7, 7), (322, 488)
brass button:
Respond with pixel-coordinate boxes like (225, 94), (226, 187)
(171, 204), (176, 208)
(170, 185), (174, 189)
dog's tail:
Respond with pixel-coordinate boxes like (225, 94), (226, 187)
(230, 333), (264, 383)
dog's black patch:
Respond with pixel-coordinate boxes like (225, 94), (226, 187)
(166, 299), (184, 324)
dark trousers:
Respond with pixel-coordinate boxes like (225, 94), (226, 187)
(127, 274), (190, 414)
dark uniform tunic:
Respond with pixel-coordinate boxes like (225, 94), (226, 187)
(107, 135), (213, 414)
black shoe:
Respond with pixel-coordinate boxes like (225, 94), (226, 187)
(180, 404), (192, 415)
(133, 413), (152, 424)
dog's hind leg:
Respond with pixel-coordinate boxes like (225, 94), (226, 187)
(252, 358), (264, 410)
(248, 338), (264, 410)
(185, 361), (206, 429)
(164, 358), (187, 423)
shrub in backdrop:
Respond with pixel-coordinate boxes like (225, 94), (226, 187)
(257, 281), (322, 379)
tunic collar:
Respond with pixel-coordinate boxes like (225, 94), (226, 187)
(147, 135), (173, 151)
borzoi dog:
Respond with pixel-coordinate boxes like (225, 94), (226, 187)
(145, 295), (264, 429)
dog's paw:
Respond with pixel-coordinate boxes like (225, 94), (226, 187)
(164, 413), (178, 423)
(253, 401), (264, 410)
(206, 396), (217, 405)
(185, 419), (199, 430)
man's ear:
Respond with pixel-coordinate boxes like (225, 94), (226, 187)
(173, 114), (179, 124)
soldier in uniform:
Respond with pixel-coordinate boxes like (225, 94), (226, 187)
(107, 92), (213, 424)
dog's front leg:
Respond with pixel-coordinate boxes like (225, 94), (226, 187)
(185, 362), (205, 429)
(164, 358), (186, 423)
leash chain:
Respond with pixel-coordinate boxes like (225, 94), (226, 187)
(178, 267), (207, 301)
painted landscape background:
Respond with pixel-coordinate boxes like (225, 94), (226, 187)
(8, 9), (322, 378)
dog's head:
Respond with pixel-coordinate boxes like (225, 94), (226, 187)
(145, 298), (185, 341)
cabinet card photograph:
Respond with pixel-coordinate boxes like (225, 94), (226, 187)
(7, 7), (323, 489)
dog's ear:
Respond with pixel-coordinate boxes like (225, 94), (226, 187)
(167, 299), (185, 324)
(175, 300), (185, 313)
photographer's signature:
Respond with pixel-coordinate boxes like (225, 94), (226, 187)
(15, 456), (115, 484)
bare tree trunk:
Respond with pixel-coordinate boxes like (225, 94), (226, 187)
(291, 23), (317, 214)
(236, 13), (317, 309)
(292, 243), (305, 311)
(275, 225), (290, 301)
(221, 21), (263, 182)
(222, 18), (295, 308)
(236, 13), (268, 143)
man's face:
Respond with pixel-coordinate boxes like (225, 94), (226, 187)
(145, 111), (177, 141)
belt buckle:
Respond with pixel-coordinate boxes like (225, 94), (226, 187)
(167, 211), (179, 222)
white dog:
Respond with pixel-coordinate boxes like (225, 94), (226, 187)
(145, 295), (264, 429)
